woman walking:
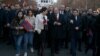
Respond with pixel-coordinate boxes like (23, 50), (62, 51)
(11, 11), (25, 56)
(23, 9), (35, 56)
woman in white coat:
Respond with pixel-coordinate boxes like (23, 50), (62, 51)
(35, 7), (48, 56)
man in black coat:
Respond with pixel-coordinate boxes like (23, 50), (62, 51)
(9, 5), (16, 23)
(2, 6), (11, 44)
(95, 13), (100, 56)
(59, 5), (67, 48)
(59, 5), (66, 15)
(50, 7), (66, 56)
(47, 5), (54, 48)
(91, 11), (99, 56)
(0, 6), (4, 37)
(68, 9), (82, 56)
(9, 5), (17, 46)
(85, 9), (96, 55)
(81, 11), (88, 45)
(64, 7), (72, 49)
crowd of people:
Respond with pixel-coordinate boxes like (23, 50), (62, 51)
(0, 3), (100, 56)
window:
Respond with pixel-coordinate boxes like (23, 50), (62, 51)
(46, 0), (48, 3)
(41, 0), (49, 3)
(41, 0), (43, 2)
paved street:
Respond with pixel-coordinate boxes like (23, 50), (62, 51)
(0, 42), (93, 56)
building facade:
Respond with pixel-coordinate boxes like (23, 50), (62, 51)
(1, 0), (100, 9)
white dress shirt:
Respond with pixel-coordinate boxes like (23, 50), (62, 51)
(75, 16), (78, 21)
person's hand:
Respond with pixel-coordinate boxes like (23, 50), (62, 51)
(4, 23), (10, 27)
(7, 23), (10, 27)
(44, 23), (47, 25)
(15, 27), (19, 30)
(57, 22), (61, 25)
(75, 27), (79, 30)
(54, 21), (58, 25)
(47, 19), (49, 21)
(19, 27), (24, 29)
(70, 20), (74, 24)
(15, 27), (23, 30)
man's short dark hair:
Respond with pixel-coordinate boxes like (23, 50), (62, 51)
(73, 9), (78, 12)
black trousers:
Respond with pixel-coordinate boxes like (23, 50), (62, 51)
(96, 45), (100, 56)
(85, 31), (96, 56)
(65, 30), (70, 49)
(51, 38), (63, 56)
(96, 32), (100, 56)
(3, 27), (13, 44)
(37, 30), (46, 56)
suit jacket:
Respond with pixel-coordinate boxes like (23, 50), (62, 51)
(47, 11), (54, 20)
(0, 8), (4, 24)
(95, 14), (100, 32)
(86, 14), (94, 29)
(59, 10), (66, 15)
(81, 14), (88, 31)
(9, 9), (16, 23)
(47, 11), (54, 30)
(95, 14), (100, 45)
(68, 15), (82, 32)
(3, 10), (10, 25)
(50, 13), (66, 39)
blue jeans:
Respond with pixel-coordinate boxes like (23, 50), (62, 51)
(24, 32), (34, 52)
(14, 34), (24, 54)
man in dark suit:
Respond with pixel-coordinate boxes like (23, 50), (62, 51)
(47, 5), (54, 48)
(59, 5), (67, 48)
(2, 6), (11, 44)
(94, 13), (100, 56)
(81, 11), (88, 47)
(65, 7), (71, 17)
(9, 5), (16, 23)
(50, 7), (66, 56)
(68, 9), (82, 56)
(64, 7), (72, 49)
(91, 11), (99, 56)
(0, 6), (4, 37)
(85, 9), (95, 54)
(59, 5), (66, 15)
(9, 5), (17, 46)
